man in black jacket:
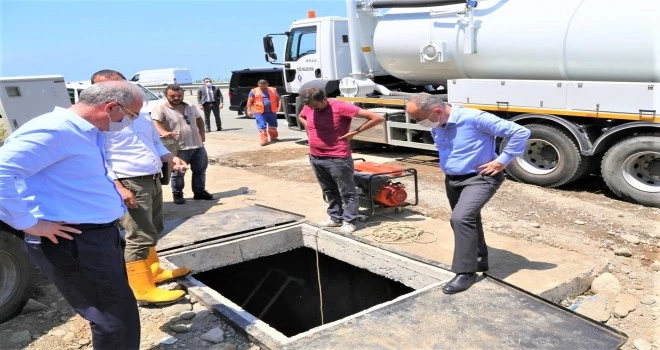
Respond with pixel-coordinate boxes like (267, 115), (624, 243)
(197, 77), (223, 132)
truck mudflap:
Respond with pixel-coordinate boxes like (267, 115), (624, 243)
(284, 274), (628, 350)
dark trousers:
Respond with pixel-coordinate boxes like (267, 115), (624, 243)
(24, 225), (140, 350)
(203, 102), (221, 130)
(445, 172), (504, 273)
(171, 146), (208, 195)
(310, 155), (358, 224)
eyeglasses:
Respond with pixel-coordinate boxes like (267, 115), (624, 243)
(116, 103), (139, 119)
(183, 113), (191, 125)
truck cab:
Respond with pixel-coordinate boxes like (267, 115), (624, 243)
(280, 17), (353, 94)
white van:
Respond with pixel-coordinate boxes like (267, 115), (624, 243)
(66, 81), (165, 115)
(129, 68), (192, 86)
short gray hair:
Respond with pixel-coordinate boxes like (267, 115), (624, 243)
(79, 81), (145, 107)
(407, 93), (445, 112)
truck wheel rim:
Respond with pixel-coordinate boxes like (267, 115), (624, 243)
(0, 250), (19, 308)
(515, 139), (560, 175)
(621, 151), (660, 193)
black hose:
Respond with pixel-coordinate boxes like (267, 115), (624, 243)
(370, 0), (466, 9)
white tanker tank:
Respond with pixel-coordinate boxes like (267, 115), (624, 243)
(370, 0), (660, 84)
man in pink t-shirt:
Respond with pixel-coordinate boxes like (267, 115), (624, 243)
(298, 88), (384, 233)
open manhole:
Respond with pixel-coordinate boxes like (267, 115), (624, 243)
(194, 247), (414, 337)
(158, 207), (627, 349)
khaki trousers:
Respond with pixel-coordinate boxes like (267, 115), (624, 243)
(119, 177), (164, 262)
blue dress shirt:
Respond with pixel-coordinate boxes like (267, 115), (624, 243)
(431, 106), (531, 175)
(0, 107), (126, 230)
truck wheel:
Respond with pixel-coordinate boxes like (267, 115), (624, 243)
(0, 231), (35, 323)
(601, 134), (660, 207)
(501, 124), (588, 187)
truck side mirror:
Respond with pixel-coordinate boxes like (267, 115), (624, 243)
(263, 36), (275, 54)
(265, 52), (278, 63)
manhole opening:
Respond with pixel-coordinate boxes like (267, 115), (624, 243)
(194, 247), (414, 337)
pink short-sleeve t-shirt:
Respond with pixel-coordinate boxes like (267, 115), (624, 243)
(300, 100), (360, 158)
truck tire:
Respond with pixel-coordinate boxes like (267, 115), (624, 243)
(0, 230), (35, 323)
(601, 134), (660, 208)
(242, 105), (254, 119)
(501, 124), (589, 187)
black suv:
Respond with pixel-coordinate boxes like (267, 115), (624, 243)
(229, 67), (286, 117)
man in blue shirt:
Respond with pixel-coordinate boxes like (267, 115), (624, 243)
(406, 93), (531, 294)
(0, 81), (145, 348)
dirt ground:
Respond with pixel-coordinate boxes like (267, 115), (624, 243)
(1, 133), (658, 349)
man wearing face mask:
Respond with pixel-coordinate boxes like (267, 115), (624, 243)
(197, 78), (223, 132)
(0, 81), (144, 349)
(298, 87), (384, 234)
(152, 84), (216, 204)
(406, 93), (530, 294)
(92, 70), (191, 305)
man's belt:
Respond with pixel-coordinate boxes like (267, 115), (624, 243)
(118, 174), (161, 181)
(65, 220), (118, 230)
(445, 173), (478, 181)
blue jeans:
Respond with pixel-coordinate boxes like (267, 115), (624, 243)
(255, 112), (278, 130)
(171, 147), (208, 195)
(309, 155), (358, 224)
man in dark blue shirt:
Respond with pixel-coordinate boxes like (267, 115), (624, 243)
(407, 93), (530, 294)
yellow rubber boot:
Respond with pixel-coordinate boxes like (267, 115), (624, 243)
(125, 259), (185, 305)
(267, 127), (279, 142)
(147, 246), (191, 284)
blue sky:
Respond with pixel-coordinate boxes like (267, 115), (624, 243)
(0, 0), (345, 82)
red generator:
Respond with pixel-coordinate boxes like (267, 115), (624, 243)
(352, 159), (418, 220)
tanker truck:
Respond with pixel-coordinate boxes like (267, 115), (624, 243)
(262, 0), (660, 207)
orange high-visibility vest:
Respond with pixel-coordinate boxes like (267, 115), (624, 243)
(251, 87), (279, 114)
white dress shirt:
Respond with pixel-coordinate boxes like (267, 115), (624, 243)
(104, 113), (171, 180)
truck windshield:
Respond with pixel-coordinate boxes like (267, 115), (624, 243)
(285, 26), (317, 62)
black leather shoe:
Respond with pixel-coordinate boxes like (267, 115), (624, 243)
(173, 193), (186, 205)
(206, 129), (211, 133)
(442, 273), (477, 294)
(217, 128), (223, 131)
(193, 191), (216, 200)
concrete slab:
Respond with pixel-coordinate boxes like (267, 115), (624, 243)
(282, 280), (626, 350)
(355, 217), (609, 302)
(164, 222), (624, 350)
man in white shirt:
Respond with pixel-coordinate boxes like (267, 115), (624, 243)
(92, 70), (191, 305)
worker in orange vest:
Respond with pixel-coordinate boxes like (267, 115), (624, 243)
(247, 79), (281, 146)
